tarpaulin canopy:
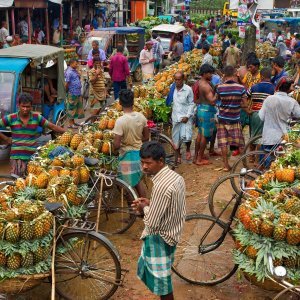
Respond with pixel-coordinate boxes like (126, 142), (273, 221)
(0, 57), (29, 72)
(48, 0), (62, 4)
(0, 0), (13, 8)
(0, 44), (65, 101)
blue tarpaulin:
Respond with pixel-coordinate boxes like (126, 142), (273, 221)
(0, 57), (29, 73)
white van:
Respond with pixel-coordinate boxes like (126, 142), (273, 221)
(151, 24), (186, 56)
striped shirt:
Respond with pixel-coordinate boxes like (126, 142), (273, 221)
(141, 166), (186, 246)
(88, 68), (106, 100)
(247, 81), (275, 111)
(0, 112), (48, 160)
(216, 80), (246, 124)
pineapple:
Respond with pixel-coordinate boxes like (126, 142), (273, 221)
(25, 174), (37, 187)
(286, 228), (300, 245)
(0, 222), (5, 237)
(34, 246), (46, 263)
(93, 139), (103, 151)
(34, 218), (44, 239)
(98, 117), (109, 130)
(3, 210), (17, 222)
(0, 251), (6, 266)
(77, 141), (87, 151)
(51, 157), (64, 167)
(249, 217), (261, 234)
(5, 222), (20, 243)
(273, 259), (283, 267)
(58, 131), (73, 146)
(93, 130), (103, 140)
(70, 134), (83, 150)
(281, 168), (295, 183)
(65, 184), (79, 206)
(64, 157), (73, 168)
(27, 161), (42, 175)
(273, 224), (287, 241)
(36, 172), (49, 189)
(246, 245), (258, 259)
(79, 167), (90, 184)
(71, 169), (80, 185)
(35, 189), (48, 201)
(235, 239), (244, 251)
(107, 118), (116, 130)
(21, 252), (34, 268)
(101, 140), (111, 155)
(7, 253), (21, 269)
(60, 168), (71, 177)
(48, 168), (60, 178)
(283, 256), (300, 268)
(43, 212), (53, 235)
(260, 220), (274, 237)
(20, 221), (33, 240)
(15, 178), (26, 191)
(279, 213), (295, 226)
(284, 197), (300, 215)
(72, 154), (85, 167)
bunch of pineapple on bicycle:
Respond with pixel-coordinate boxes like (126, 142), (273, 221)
(172, 126), (300, 298)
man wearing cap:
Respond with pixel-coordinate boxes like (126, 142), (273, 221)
(139, 41), (155, 81)
(3, 36), (13, 48)
(0, 21), (9, 49)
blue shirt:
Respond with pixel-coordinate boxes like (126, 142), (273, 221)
(65, 67), (82, 96)
(211, 74), (221, 86)
(183, 34), (193, 52)
(87, 48), (106, 61)
(271, 69), (288, 86)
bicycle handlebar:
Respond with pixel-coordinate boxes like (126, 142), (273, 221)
(239, 168), (265, 194)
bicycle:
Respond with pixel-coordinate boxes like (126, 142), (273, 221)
(267, 254), (300, 299)
(0, 177), (125, 300)
(172, 168), (264, 285)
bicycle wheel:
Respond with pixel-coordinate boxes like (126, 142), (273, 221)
(242, 134), (262, 155)
(151, 132), (178, 169)
(55, 231), (121, 300)
(87, 179), (137, 234)
(231, 150), (272, 174)
(0, 174), (18, 190)
(172, 214), (237, 285)
(208, 174), (244, 222)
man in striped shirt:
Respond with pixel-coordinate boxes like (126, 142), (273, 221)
(132, 141), (186, 300)
(247, 68), (275, 150)
(0, 93), (66, 176)
(216, 66), (248, 171)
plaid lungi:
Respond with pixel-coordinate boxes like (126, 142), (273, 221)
(137, 235), (176, 296)
(197, 104), (216, 139)
(66, 94), (84, 119)
(217, 122), (245, 149)
(118, 150), (142, 187)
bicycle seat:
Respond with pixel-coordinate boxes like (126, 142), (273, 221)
(84, 157), (99, 166)
(44, 202), (63, 212)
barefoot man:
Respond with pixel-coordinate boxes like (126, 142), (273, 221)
(193, 64), (216, 166)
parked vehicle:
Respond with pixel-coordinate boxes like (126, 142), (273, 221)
(151, 24), (186, 56)
(81, 26), (145, 82)
(0, 44), (67, 139)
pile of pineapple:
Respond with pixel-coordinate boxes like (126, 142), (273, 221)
(0, 191), (53, 279)
(233, 150), (300, 283)
(133, 48), (203, 100)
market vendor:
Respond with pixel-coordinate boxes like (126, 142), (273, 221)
(87, 40), (106, 68)
(113, 89), (149, 197)
(139, 40), (155, 81)
(0, 93), (66, 177)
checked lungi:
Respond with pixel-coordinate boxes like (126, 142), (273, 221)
(138, 235), (176, 296)
(66, 94), (84, 119)
(118, 150), (143, 187)
(196, 104), (217, 139)
(217, 122), (245, 149)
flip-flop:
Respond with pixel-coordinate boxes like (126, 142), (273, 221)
(195, 160), (211, 166)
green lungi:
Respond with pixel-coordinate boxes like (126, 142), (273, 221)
(137, 235), (176, 296)
(249, 111), (263, 144)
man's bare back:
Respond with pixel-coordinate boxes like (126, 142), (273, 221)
(196, 78), (215, 105)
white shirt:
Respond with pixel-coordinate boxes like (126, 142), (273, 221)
(37, 30), (45, 43)
(139, 49), (154, 75)
(171, 84), (195, 123)
(202, 52), (213, 66)
(267, 32), (274, 43)
(0, 27), (9, 44)
(19, 20), (28, 36)
(259, 92), (300, 145)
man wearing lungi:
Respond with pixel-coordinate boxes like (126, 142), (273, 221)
(170, 71), (195, 163)
(216, 66), (248, 171)
(132, 141), (186, 300)
(193, 64), (217, 166)
(113, 89), (149, 197)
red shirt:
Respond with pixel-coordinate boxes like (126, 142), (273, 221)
(109, 52), (130, 82)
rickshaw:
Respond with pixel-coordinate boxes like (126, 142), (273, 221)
(81, 26), (145, 82)
(0, 44), (67, 130)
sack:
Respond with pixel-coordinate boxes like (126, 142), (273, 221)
(81, 78), (89, 99)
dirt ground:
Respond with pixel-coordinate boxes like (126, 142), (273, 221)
(5, 149), (284, 300)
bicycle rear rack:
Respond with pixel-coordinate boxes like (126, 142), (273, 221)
(93, 168), (118, 178)
(68, 219), (96, 231)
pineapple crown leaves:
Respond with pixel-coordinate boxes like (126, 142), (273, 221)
(15, 186), (37, 200)
(252, 199), (280, 219)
